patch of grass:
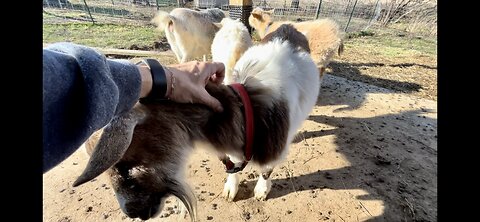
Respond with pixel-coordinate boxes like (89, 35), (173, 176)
(345, 31), (436, 58)
(331, 27), (437, 100)
(347, 30), (375, 39)
(43, 23), (163, 49)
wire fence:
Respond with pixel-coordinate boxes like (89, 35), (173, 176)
(43, 0), (179, 25)
(249, 0), (382, 32)
(43, 0), (434, 35)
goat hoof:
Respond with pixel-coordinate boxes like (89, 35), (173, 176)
(254, 192), (268, 201)
(222, 188), (236, 202)
(254, 178), (271, 201)
(256, 196), (267, 201)
(222, 185), (237, 202)
(222, 174), (239, 202)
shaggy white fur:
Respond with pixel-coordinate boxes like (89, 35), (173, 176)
(236, 39), (320, 144)
(224, 39), (320, 200)
(211, 18), (253, 84)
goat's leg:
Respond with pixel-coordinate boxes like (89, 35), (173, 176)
(221, 155), (243, 202)
(254, 166), (274, 201)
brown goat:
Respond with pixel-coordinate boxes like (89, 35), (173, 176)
(249, 7), (344, 78)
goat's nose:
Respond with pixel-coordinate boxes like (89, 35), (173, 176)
(123, 202), (160, 220)
(140, 204), (160, 220)
(123, 207), (138, 218)
(138, 207), (153, 220)
(123, 202), (143, 218)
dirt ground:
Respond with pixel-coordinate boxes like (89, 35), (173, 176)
(43, 55), (437, 221)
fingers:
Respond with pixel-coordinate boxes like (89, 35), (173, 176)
(209, 62), (225, 84)
(167, 61), (225, 112)
(196, 88), (224, 113)
(197, 62), (225, 85)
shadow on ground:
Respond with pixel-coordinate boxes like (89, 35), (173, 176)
(235, 76), (437, 221)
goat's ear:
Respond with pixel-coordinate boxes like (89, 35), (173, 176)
(73, 107), (146, 187)
(266, 9), (275, 15)
(252, 7), (263, 14)
(250, 8), (264, 20)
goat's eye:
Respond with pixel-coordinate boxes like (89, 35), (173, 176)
(129, 184), (135, 189)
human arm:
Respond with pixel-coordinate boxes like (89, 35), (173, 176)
(43, 42), (143, 172)
(43, 43), (225, 173)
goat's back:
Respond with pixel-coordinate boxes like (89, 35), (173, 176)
(234, 38), (320, 152)
(169, 8), (221, 38)
(155, 8), (222, 61)
(261, 24), (310, 53)
(202, 8), (225, 22)
(269, 19), (343, 67)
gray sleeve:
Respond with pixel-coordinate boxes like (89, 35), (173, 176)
(43, 42), (141, 172)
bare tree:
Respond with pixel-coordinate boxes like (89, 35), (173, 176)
(406, 3), (437, 36)
(378, 0), (436, 30)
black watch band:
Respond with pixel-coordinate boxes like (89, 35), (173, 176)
(138, 59), (167, 103)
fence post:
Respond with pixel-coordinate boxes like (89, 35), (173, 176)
(315, 0), (323, 19)
(156, 0), (159, 10)
(82, 0), (95, 24)
(111, 0), (114, 5)
(345, 0), (358, 32)
(230, 0), (253, 34)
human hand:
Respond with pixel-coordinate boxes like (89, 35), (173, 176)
(165, 61), (225, 112)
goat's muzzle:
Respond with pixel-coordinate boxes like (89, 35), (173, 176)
(116, 192), (163, 220)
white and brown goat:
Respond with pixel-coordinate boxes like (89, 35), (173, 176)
(73, 25), (321, 221)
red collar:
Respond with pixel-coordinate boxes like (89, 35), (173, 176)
(221, 83), (254, 173)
